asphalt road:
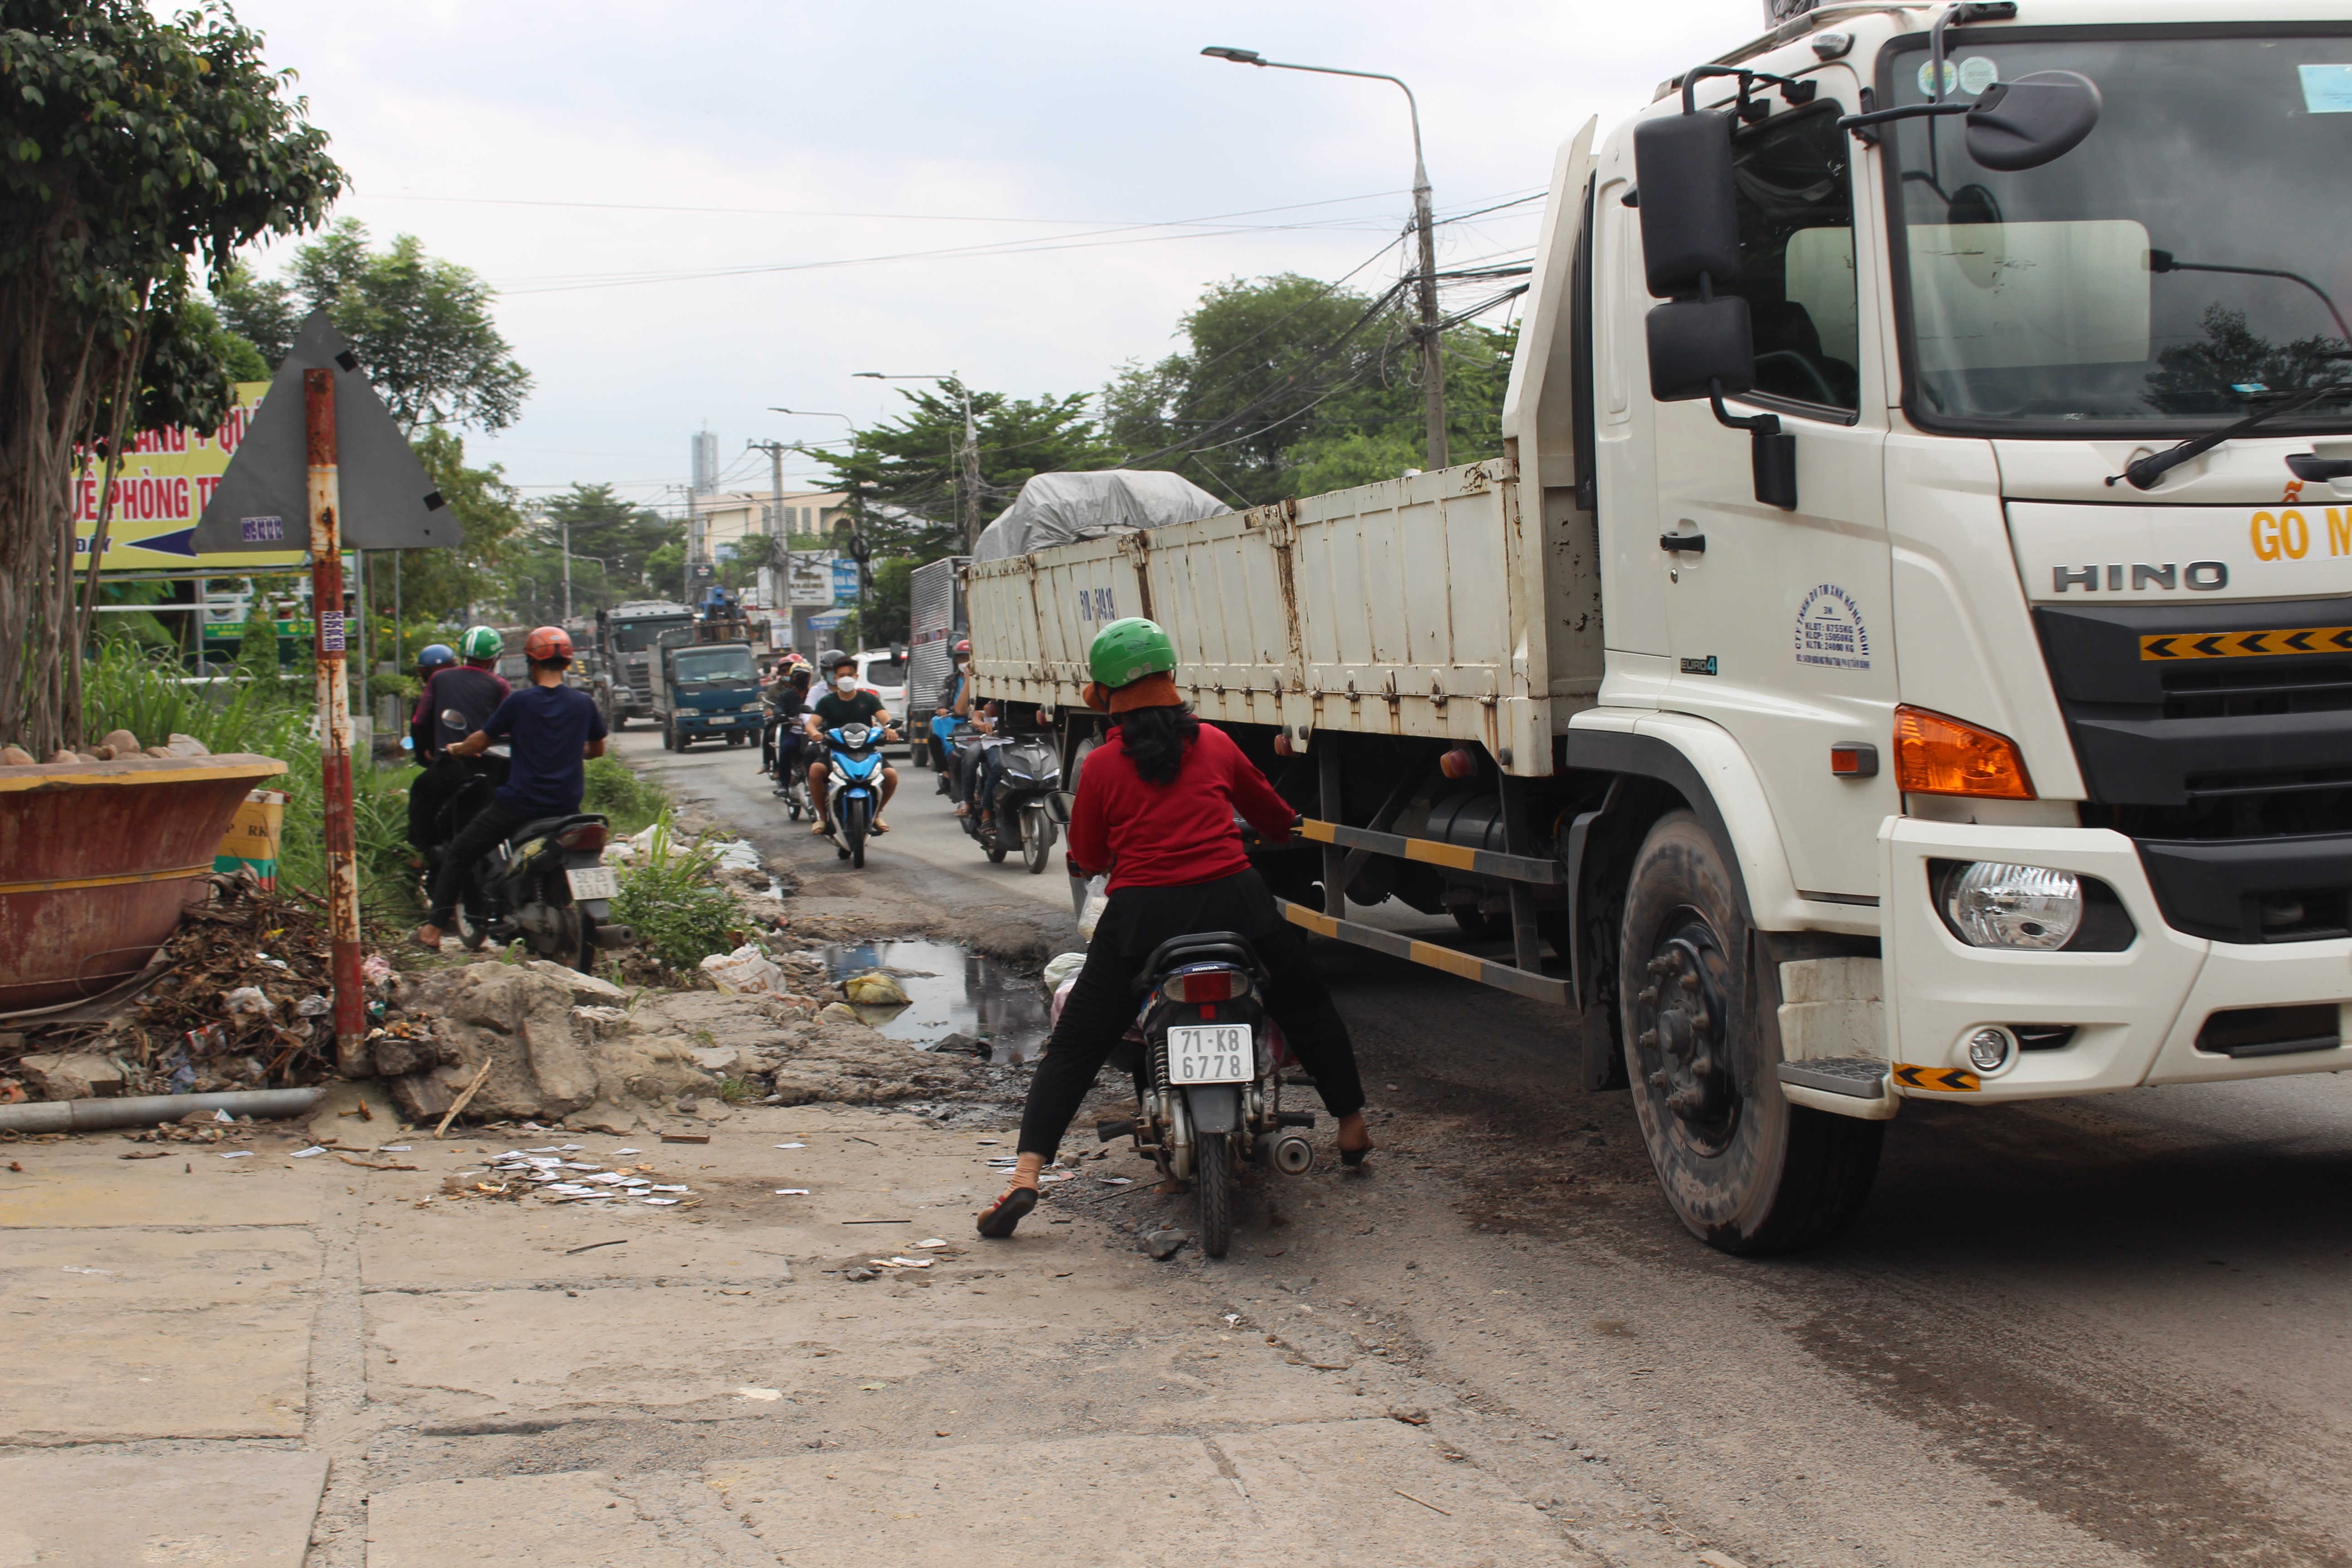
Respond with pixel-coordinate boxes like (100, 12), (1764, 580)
(619, 722), (2352, 1567)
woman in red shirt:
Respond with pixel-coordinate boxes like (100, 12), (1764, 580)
(977, 618), (1371, 1238)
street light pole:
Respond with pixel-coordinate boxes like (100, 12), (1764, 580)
(854, 372), (980, 551)
(1202, 47), (1446, 468)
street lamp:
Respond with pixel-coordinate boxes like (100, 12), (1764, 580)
(855, 371), (983, 551)
(1201, 46), (1447, 467)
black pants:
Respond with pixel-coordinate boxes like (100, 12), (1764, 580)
(1016, 877), (1366, 1160)
(405, 755), (466, 853)
(425, 801), (526, 926)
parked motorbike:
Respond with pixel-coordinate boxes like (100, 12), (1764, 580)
(955, 732), (1062, 873)
(1093, 932), (1317, 1258)
(820, 722), (888, 868)
(431, 751), (631, 970)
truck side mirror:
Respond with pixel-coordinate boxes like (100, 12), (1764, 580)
(1632, 85), (1798, 511)
(1963, 71), (2101, 171)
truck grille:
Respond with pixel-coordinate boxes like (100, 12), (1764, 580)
(2035, 596), (2352, 944)
(626, 663), (653, 702)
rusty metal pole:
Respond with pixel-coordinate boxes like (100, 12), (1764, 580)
(304, 369), (367, 1074)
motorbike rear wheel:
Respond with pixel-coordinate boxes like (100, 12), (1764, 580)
(1195, 1132), (1235, 1258)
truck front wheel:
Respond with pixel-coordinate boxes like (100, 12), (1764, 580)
(1617, 810), (1881, 1254)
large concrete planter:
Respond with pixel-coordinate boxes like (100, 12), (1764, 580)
(0, 753), (288, 1011)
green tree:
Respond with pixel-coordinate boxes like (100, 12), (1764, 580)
(0, 0), (341, 751)
(214, 219), (530, 432)
(1101, 274), (1515, 507)
(816, 381), (1104, 554)
(644, 541), (686, 601)
(389, 429), (526, 623)
(543, 483), (673, 596)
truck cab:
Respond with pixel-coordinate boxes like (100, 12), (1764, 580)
(655, 640), (761, 752)
(595, 600), (695, 730)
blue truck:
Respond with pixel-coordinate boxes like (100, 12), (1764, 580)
(655, 639), (761, 752)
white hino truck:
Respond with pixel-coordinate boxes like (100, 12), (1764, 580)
(967, 0), (2352, 1252)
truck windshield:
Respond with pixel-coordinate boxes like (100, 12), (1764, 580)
(671, 648), (755, 684)
(1886, 32), (2352, 432)
(612, 617), (690, 652)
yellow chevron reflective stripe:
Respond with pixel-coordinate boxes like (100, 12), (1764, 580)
(2138, 626), (2352, 660)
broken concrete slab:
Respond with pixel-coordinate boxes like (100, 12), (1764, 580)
(0, 1448), (327, 1568)
(15, 1051), (125, 1101)
(391, 962), (600, 1123)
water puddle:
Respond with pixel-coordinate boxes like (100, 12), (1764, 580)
(820, 938), (1052, 1064)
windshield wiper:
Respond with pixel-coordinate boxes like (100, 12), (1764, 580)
(2107, 382), (2352, 491)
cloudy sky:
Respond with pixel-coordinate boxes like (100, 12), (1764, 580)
(226, 0), (1761, 510)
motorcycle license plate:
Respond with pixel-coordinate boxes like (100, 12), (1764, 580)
(1169, 1024), (1253, 1084)
(565, 866), (618, 900)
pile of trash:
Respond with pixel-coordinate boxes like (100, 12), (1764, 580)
(2, 874), (371, 1104)
(451, 1141), (699, 1208)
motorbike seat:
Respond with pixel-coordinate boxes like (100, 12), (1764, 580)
(507, 812), (606, 847)
(1137, 931), (1268, 987)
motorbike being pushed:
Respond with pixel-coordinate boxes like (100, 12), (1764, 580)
(819, 722), (889, 867)
(957, 732), (1063, 874)
(1093, 932), (1317, 1258)
(430, 751), (632, 970)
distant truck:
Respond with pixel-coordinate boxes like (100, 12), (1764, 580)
(594, 600), (695, 730)
(655, 639), (762, 751)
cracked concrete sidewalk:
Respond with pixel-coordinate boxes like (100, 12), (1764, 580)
(0, 1104), (1610, 1567)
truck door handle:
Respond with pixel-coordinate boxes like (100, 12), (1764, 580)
(1660, 533), (1706, 554)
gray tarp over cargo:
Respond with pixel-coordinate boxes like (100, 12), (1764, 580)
(971, 470), (1227, 563)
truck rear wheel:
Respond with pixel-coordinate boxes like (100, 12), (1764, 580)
(1617, 811), (1881, 1254)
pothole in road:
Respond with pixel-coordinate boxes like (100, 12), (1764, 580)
(819, 938), (1052, 1064)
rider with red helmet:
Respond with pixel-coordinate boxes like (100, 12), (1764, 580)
(416, 627), (608, 951)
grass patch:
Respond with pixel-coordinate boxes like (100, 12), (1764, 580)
(610, 812), (741, 972)
(583, 753), (667, 835)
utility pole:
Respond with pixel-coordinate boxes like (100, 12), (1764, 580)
(560, 516), (572, 622)
(1202, 47), (1447, 467)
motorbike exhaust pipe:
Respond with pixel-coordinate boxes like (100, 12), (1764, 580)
(1255, 1130), (1314, 1175)
(591, 924), (636, 949)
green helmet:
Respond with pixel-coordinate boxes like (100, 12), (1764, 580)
(1088, 617), (1176, 690)
(459, 625), (502, 661)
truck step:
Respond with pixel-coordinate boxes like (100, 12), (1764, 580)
(1775, 1057), (1891, 1098)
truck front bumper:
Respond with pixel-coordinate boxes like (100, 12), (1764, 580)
(1877, 817), (2352, 1102)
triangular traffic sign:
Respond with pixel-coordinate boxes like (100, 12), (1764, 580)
(191, 309), (462, 554)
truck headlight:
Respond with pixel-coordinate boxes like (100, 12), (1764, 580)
(1940, 862), (2082, 951)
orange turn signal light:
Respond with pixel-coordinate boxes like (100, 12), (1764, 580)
(1892, 706), (2035, 799)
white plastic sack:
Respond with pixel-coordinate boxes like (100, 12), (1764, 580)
(972, 470), (1226, 562)
(700, 943), (785, 995)
(1041, 951), (1087, 991)
(221, 986), (273, 1019)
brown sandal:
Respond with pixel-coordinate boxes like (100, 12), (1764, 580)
(976, 1185), (1037, 1239)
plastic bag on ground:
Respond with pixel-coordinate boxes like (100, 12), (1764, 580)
(221, 986), (273, 1019)
(1041, 951), (1086, 991)
(701, 944), (785, 995)
(843, 970), (911, 1007)
(711, 839), (764, 872)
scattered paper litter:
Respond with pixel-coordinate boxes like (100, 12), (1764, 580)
(735, 1387), (782, 1401)
(650, 1184), (690, 1193)
(1101, 1176), (1133, 1185)
(888, 1257), (935, 1269)
(612, 1147), (642, 1155)
(559, 1144), (583, 1151)
(915, 1239), (948, 1249)
(219, 1151), (254, 1159)
(289, 1146), (327, 1158)
(377, 1145), (412, 1152)
(60, 1266), (113, 1275)
(775, 1188), (811, 1196)
(1038, 1171), (1074, 1184)
(774, 1143), (806, 1150)
(526, 1147), (560, 1153)
(585, 1172), (627, 1185)
(641, 1197), (680, 1205)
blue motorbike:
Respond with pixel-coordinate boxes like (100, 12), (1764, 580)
(822, 722), (888, 868)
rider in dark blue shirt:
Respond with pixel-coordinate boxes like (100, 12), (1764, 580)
(416, 627), (607, 951)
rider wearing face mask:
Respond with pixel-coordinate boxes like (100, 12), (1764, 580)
(803, 650), (899, 833)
